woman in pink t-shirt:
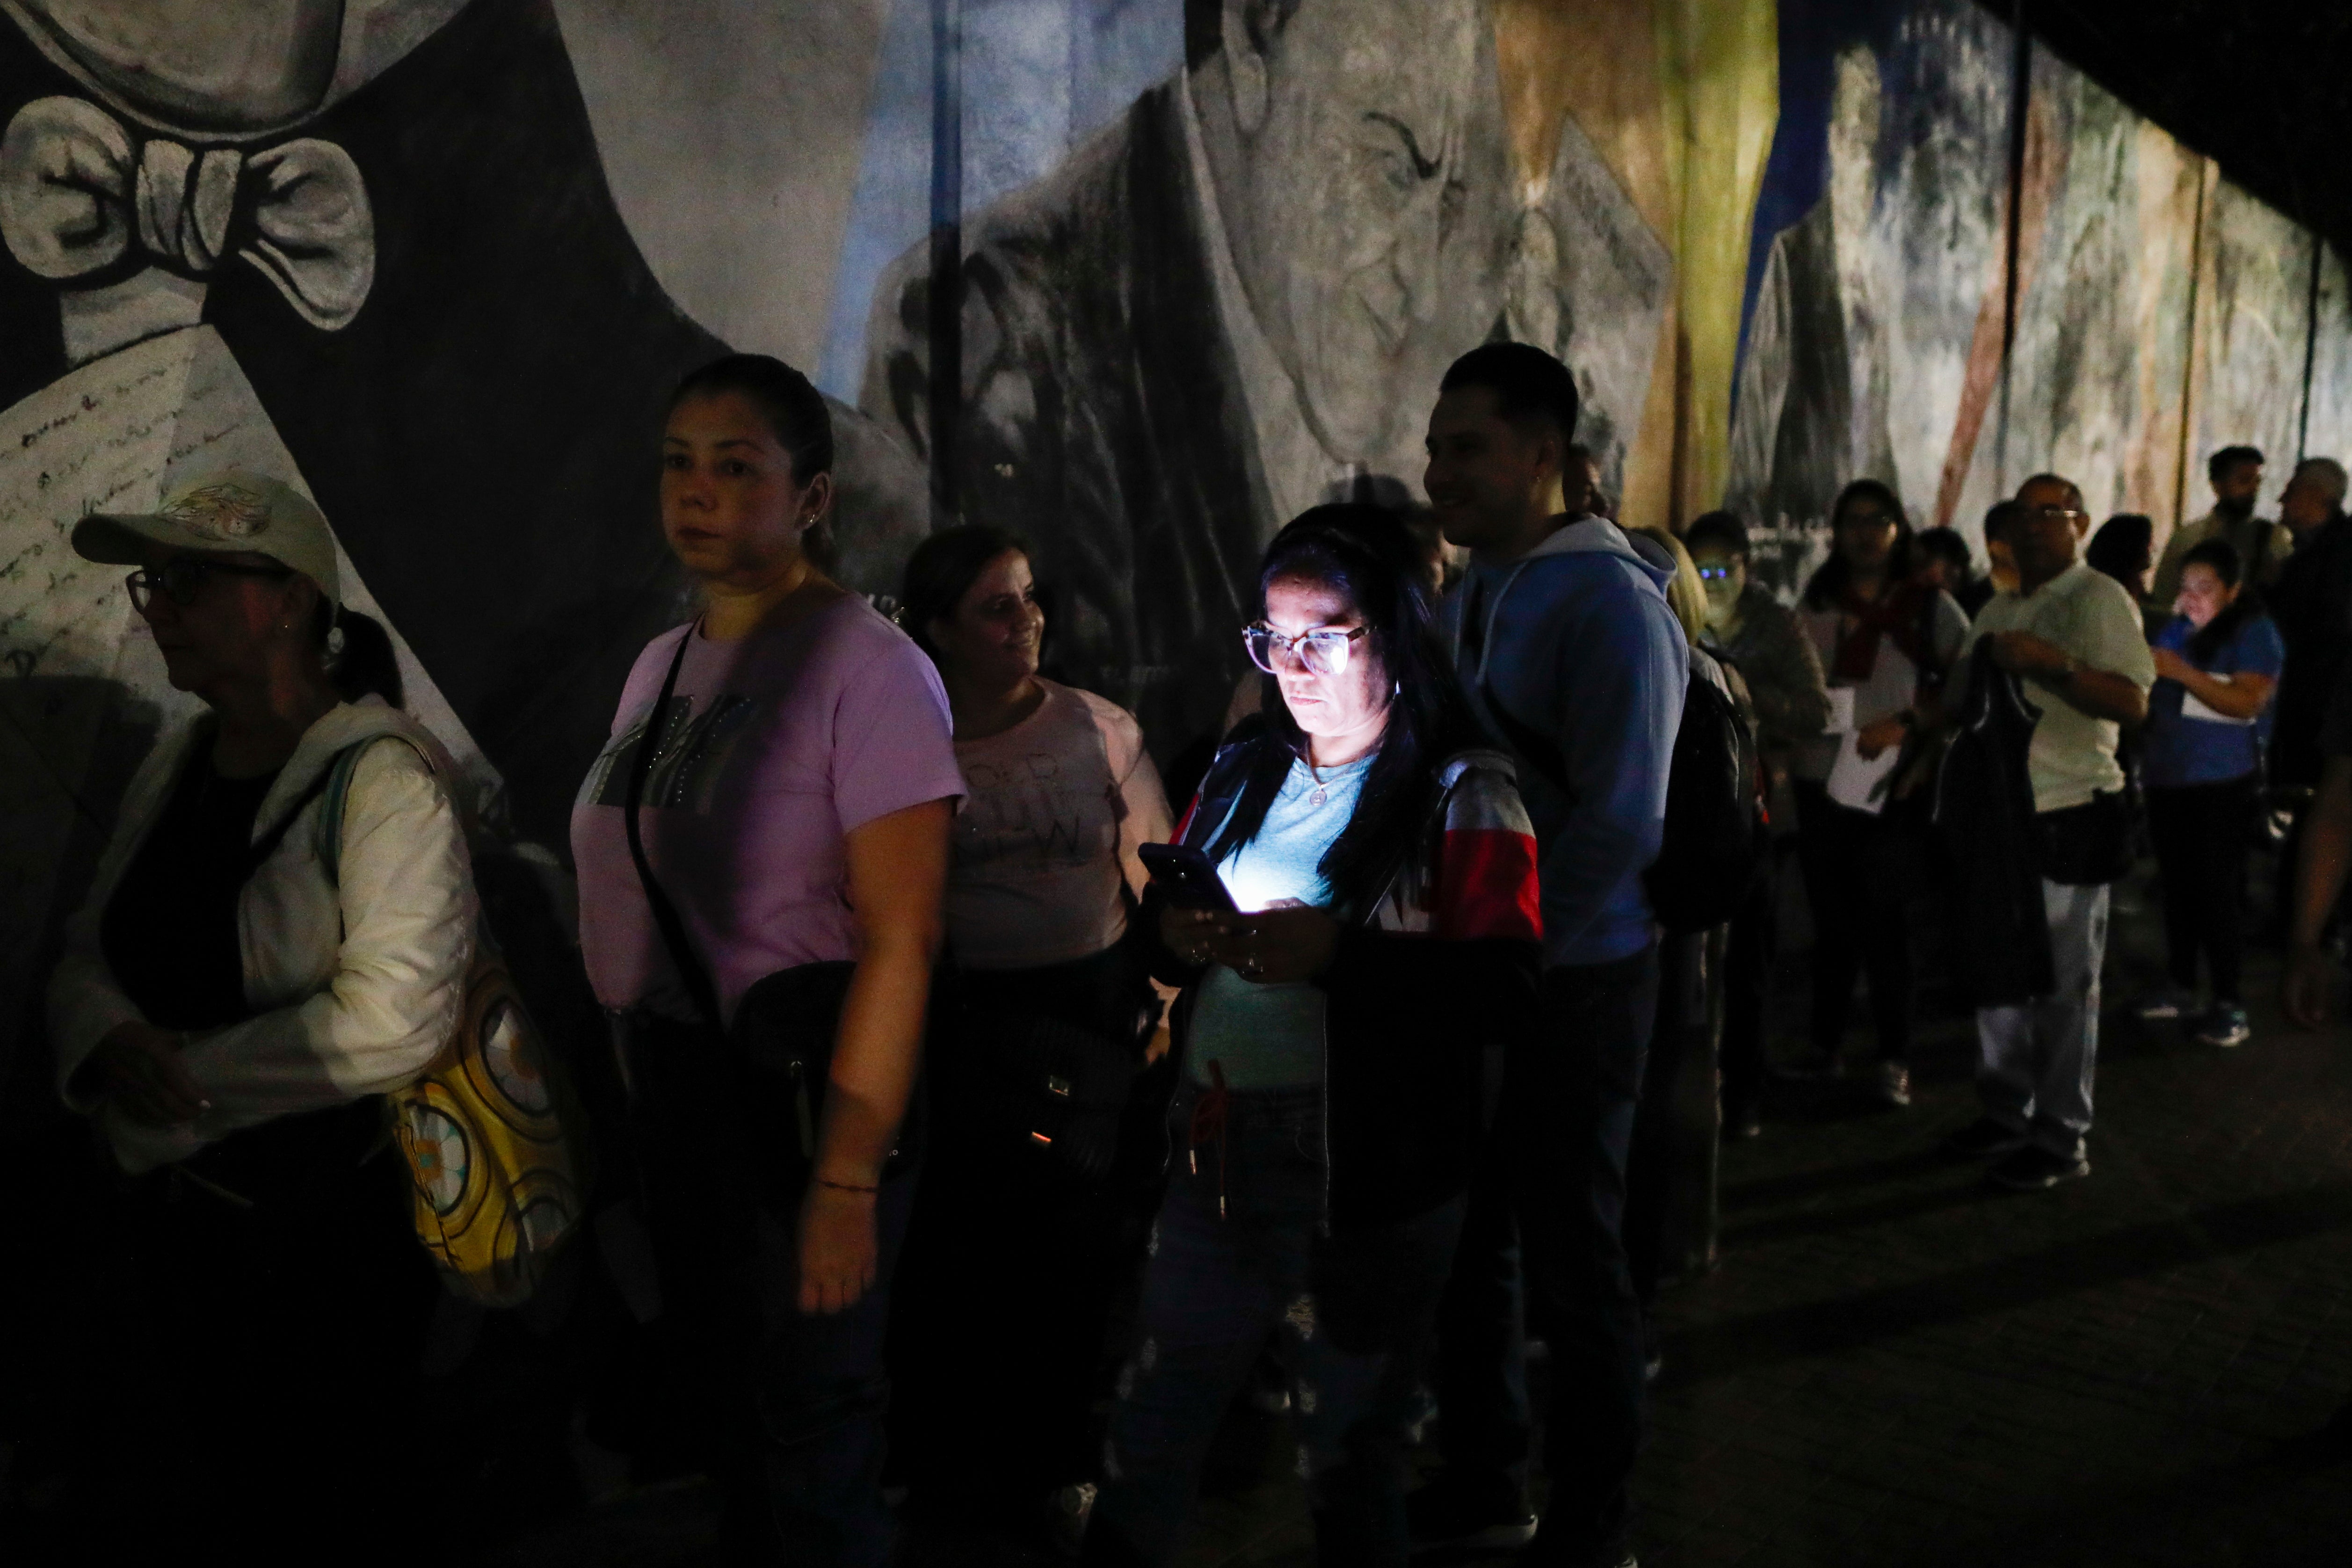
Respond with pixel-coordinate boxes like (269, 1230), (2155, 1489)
(571, 355), (960, 1565)
(886, 523), (1174, 1545)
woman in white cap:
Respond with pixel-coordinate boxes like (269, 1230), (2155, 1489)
(46, 469), (475, 1559)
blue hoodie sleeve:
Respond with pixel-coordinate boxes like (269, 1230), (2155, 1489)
(1541, 562), (1688, 964)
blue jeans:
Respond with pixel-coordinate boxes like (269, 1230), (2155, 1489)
(1086, 1083), (1464, 1568)
(1432, 945), (1658, 1562)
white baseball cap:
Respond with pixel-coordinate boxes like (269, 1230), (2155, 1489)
(72, 470), (341, 605)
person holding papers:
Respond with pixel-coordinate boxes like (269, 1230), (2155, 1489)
(2135, 539), (2284, 1048)
(1790, 481), (1969, 1105)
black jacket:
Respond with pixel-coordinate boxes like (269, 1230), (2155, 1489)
(1935, 642), (2055, 1006)
(1139, 728), (1542, 1232)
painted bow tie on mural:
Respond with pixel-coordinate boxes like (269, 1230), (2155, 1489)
(0, 95), (373, 353)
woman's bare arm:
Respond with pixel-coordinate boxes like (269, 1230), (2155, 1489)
(797, 796), (951, 1314)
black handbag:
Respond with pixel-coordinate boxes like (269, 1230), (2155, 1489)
(620, 629), (907, 1207)
(948, 940), (1158, 1182)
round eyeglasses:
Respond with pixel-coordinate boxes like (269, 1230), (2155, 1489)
(1244, 622), (1369, 677)
(126, 557), (294, 611)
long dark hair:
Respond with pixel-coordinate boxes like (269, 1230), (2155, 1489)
(900, 523), (1031, 666)
(2181, 537), (2256, 664)
(668, 353), (838, 570)
(1802, 479), (1914, 609)
(2087, 513), (2154, 591)
(1207, 504), (1481, 912)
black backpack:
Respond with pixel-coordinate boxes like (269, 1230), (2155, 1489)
(1480, 661), (1764, 935)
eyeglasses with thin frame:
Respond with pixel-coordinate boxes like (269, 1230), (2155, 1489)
(126, 557), (294, 612)
(2025, 505), (2088, 525)
(1244, 621), (1370, 677)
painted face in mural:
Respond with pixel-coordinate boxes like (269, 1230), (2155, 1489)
(927, 550), (1045, 692)
(129, 544), (316, 702)
(2175, 562), (2236, 631)
(1423, 385), (1560, 557)
(1209, 0), (1486, 460)
(1259, 574), (1390, 763)
(660, 392), (833, 592)
(6, 1), (464, 130)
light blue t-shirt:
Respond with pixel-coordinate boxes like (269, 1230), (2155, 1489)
(2143, 611), (2286, 789)
(1187, 753), (1371, 1089)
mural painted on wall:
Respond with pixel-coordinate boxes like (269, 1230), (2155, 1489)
(2001, 41), (2201, 527)
(3, 0), (2351, 1068)
(2191, 177), (2317, 500)
(857, 0), (1669, 752)
(1725, 0), (2013, 591)
(0, 0), (933, 1055)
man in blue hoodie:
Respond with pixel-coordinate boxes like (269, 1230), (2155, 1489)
(1411, 342), (1686, 1566)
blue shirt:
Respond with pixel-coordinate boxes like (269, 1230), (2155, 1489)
(2142, 611), (2285, 789)
(1187, 752), (1370, 1089)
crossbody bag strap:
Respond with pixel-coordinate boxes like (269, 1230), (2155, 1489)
(621, 629), (726, 1032)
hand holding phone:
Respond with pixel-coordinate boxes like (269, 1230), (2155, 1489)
(1140, 842), (1236, 912)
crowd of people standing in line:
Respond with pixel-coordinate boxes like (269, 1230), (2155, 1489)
(38, 334), (2352, 1568)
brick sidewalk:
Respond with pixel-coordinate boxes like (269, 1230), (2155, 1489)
(1187, 870), (2352, 1567)
(477, 870), (2352, 1568)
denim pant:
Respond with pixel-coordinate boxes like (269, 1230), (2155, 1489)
(1433, 946), (1659, 1562)
(624, 1016), (915, 1566)
(1086, 1083), (1465, 1568)
(1976, 878), (2109, 1161)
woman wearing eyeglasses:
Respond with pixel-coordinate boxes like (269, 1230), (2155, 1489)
(1790, 480), (1968, 1105)
(885, 524), (1175, 1548)
(1084, 506), (1542, 1568)
(46, 471), (470, 1557)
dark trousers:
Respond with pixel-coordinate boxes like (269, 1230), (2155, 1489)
(1794, 779), (1915, 1062)
(623, 1018), (915, 1567)
(1719, 862), (1778, 1126)
(892, 949), (1159, 1505)
(2148, 775), (2257, 1003)
(1433, 945), (1660, 1561)
(1626, 931), (1704, 1308)
(116, 1108), (435, 1562)
(1087, 1084), (1464, 1568)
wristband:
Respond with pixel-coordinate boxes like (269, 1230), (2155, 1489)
(815, 1175), (879, 1195)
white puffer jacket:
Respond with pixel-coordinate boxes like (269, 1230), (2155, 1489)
(49, 698), (477, 1175)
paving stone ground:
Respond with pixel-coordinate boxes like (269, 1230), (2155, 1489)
(1186, 864), (2352, 1568)
(461, 862), (2352, 1568)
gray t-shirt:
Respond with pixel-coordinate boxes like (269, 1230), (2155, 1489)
(1957, 561), (2158, 813)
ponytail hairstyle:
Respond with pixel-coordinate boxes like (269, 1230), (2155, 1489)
(899, 523), (1032, 668)
(309, 598), (405, 707)
(668, 353), (838, 572)
(1207, 503), (1481, 913)
(2180, 536), (2255, 665)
